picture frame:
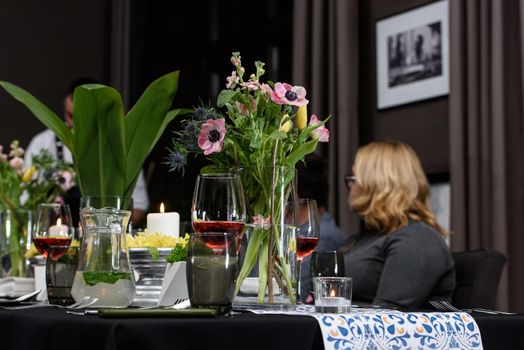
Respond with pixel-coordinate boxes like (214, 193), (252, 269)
(376, 0), (449, 109)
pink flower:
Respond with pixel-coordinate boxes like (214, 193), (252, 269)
(9, 157), (24, 175)
(271, 82), (308, 106)
(231, 55), (241, 67)
(198, 118), (227, 155)
(58, 170), (74, 191)
(253, 214), (271, 226)
(235, 97), (257, 115)
(260, 83), (272, 97)
(240, 81), (260, 91)
(309, 114), (329, 142)
(226, 71), (239, 89)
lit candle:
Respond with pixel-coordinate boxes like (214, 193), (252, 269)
(147, 203), (180, 237)
(48, 218), (69, 235)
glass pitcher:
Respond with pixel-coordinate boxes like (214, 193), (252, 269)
(71, 207), (136, 308)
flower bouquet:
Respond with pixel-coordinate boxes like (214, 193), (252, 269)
(168, 52), (329, 306)
(1, 141), (73, 277)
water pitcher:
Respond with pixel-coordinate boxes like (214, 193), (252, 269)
(71, 208), (135, 307)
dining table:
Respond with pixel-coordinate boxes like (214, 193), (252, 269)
(0, 306), (521, 350)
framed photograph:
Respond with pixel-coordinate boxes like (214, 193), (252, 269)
(376, 0), (449, 109)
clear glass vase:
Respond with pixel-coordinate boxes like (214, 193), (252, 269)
(234, 166), (298, 310)
(0, 208), (33, 278)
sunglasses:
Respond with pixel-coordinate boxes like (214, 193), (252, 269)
(345, 175), (356, 190)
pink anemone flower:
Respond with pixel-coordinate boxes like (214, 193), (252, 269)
(309, 114), (329, 142)
(198, 118), (227, 155)
(271, 82), (308, 106)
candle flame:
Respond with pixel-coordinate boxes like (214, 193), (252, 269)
(160, 203), (165, 213)
(57, 218), (62, 227)
(330, 289), (336, 297)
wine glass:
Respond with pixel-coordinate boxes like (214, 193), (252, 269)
(33, 203), (73, 260)
(191, 173), (246, 250)
(293, 198), (320, 303)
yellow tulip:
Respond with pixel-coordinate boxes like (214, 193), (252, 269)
(280, 114), (292, 133)
(297, 105), (307, 130)
(22, 165), (36, 182)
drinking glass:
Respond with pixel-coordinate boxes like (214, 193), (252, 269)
(33, 203), (73, 259)
(46, 246), (79, 305)
(292, 199), (320, 303)
(311, 251), (345, 279)
(191, 173), (246, 250)
(186, 231), (238, 314)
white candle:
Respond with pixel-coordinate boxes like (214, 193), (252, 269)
(147, 203), (180, 237)
(318, 296), (350, 307)
(48, 218), (69, 235)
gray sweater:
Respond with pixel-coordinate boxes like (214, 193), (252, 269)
(344, 221), (455, 309)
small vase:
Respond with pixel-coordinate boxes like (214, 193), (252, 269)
(158, 261), (188, 307)
(0, 208), (33, 278)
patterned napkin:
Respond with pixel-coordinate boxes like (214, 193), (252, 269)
(249, 306), (484, 350)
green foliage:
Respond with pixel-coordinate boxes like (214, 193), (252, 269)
(0, 72), (181, 199)
(82, 271), (132, 286)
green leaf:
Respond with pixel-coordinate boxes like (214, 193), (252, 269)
(285, 139), (319, 169)
(82, 271), (132, 286)
(148, 247), (160, 261)
(166, 245), (187, 263)
(234, 227), (265, 296)
(0, 81), (74, 152)
(269, 130), (288, 140)
(124, 72), (180, 198)
(217, 89), (238, 107)
(73, 85), (126, 196)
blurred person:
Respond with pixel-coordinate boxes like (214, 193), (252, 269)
(343, 141), (455, 309)
(24, 78), (149, 225)
(297, 154), (348, 303)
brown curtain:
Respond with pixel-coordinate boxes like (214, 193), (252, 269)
(449, 0), (524, 311)
(292, 0), (360, 235)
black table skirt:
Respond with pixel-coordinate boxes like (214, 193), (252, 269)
(0, 308), (521, 350)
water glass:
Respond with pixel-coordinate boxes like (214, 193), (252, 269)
(46, 246), (79, 306)
(311, 251), (345, 278)
(186, 232), (238, 315)
(313, 276), (352, 313)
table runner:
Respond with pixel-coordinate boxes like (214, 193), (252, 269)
(249, 307), (484, 350)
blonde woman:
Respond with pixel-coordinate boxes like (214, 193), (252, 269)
(344, 141), (455, 309)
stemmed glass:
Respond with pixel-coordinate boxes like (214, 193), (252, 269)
(33, 203), (74, 260)
(191, 173), (246, 250)
(293, 199), (320, 303)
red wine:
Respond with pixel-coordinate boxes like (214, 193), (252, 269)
(193, 221), (244, 249)
(297, 236), (319, 259)
(33, 236), (72, 258)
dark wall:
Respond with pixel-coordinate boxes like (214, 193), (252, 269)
(360, 0), (449, 176)
(0, 0), (110, 149)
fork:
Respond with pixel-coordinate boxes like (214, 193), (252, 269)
(139, 298), (189, 310)
(429, 300), (516, 315)
(0, 296), (97, 311)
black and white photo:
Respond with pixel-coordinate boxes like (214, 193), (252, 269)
(376, 0), (449, 109)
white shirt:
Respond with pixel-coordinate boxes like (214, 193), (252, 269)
(25, 129), (149, 211)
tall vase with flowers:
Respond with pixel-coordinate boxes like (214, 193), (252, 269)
(0, 141), (73, 277)
(167, 52), (330, 307)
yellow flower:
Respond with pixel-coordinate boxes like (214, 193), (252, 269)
(127, 231), (187, 248)
(280, 114), (293, 133)
(297, 105), (307, 130)
(22, 165), (36, 182)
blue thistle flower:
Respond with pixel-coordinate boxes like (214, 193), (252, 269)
(164, 147), (187, 175)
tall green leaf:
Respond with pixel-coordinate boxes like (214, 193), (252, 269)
(124, 71), (180, 197)
(73, 85), (126, 196)
(0, 81), (74, 152)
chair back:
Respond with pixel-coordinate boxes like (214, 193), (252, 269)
(452, 249), (506, 309)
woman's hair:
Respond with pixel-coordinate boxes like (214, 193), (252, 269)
(350, 140), (448, 236)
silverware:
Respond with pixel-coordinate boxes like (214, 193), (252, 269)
(0, 296), (98, 311)
(429, 300), (517, 315)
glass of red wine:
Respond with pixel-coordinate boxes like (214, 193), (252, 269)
(293, 198), (320, 303)
(33, 203), (74, 260)
(191, 173), (246, 251)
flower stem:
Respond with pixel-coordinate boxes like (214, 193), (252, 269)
(267, 139), (280, 303)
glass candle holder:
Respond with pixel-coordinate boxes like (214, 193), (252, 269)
(313, 276), (352, 313)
